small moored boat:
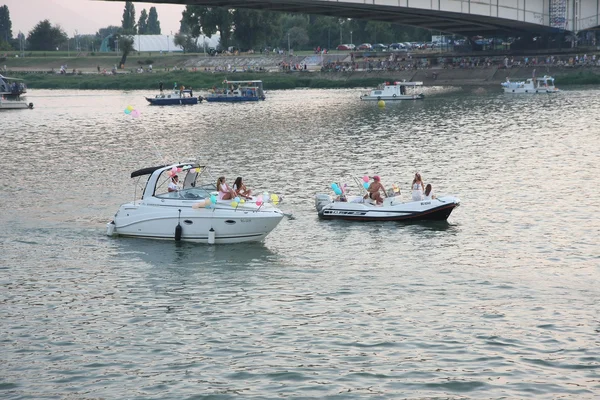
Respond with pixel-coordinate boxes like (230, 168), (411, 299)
(205, 80), (265, 103)
(146, 89), (201, 105)
(501, 75), (559, 94)
(0, 74), (33, 110)
(107, 163), (284, 244)
(360, 81), (424, 101)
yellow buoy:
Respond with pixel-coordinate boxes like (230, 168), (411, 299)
(378, 100), (385, 107)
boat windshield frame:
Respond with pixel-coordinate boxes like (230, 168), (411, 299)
(130, 163), (220, 201)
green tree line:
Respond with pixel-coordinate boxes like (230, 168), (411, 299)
(178, 6), (433, 52)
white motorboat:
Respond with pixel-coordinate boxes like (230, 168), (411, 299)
(501, 75), (559, 94)
(107, 163), (284, 244)
(0, 74), (33, 110)
(360, 81), (424, 101)
(315, 179), (459, 221)
(315, 193), (459, 221)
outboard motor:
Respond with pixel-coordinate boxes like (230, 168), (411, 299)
(315, 194), (332, 213)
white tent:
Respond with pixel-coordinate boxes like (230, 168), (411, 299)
(133, 35), (183, 52)
(133, 34), (221, 53)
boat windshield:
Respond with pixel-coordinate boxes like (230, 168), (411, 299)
(154, 166), (218, 200)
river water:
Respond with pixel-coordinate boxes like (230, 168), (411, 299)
(1, 86), (599, 399)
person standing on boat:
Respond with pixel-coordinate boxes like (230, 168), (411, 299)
(159, 81), (164, 93)
(168, 175), (179, 192)
(412, 173), (425, 201)
(217, 176), (236, 200)
(365, 176), (386, 205)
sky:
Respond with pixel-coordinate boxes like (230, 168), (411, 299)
(3, 0), (185, 36)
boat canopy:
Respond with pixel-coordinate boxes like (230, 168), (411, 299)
(131, 165), (168, 178)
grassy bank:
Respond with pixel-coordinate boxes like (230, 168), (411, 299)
(16, 71), (399, 90)
(553, 71), (600, 85)
(12, 68), (600, 90)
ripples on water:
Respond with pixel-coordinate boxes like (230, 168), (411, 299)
(1, 87), (599, 399)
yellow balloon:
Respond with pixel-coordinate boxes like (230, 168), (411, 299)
(126, 105), (134, 111)
(230, 201), (238, 207)
(270, 194), (279, 205)
(240, 199), (246, 204)
(195, 167), (201, 173)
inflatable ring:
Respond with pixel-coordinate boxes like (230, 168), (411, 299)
(393, 94), (397, 97)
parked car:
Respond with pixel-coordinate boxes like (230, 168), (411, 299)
(373, 43), (388, 51)
(357, 43), (373, 51)
(336, 44), (352, 51)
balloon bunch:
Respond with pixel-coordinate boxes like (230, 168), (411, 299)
(392, 184), (400, 193)
(230, 196), (246, 208)
(124, 105), (140, 118)
(330, 183), (343, 196)
(362, 175), (370, 189)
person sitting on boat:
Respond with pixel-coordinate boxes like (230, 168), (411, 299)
(168, 175), (179, 192)
(233, 177), (252, 199)
(217, 176), (237, 200)
(423, 183), (435, 200)
(364, 176), (385, 205)
(411, 173), (425, 201)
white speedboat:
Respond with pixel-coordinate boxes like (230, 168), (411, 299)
(0, 74), (33, 110)
(107, 163), (284, 244)
(360, 81), (424, 101)
(315, 193), (460, 221)
(501, 75), (559, 94)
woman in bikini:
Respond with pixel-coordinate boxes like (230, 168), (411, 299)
(217, 176), (236, 200)
(365, 175), (385, 205)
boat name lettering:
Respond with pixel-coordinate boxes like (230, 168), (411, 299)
(421, 201), (431, 205)
(240, 218), (252, 222)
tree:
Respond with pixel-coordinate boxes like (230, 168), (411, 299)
(307, 15), (340, 49)
(182, 6), (232, 50)
(114, 34), (134, 67)
(232, 9), (281, 51)
(174, 32), (199, 53)
(0, 5), (12, 43)
(121, 1), (136, 34)
(147, 7), (161, 34)
(27, 20), (67, 51)
(284, 26), (309, 50)
(137, 9), (148, 34)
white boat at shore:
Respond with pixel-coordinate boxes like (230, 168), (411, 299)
(501, 75), (559, 94)
(107, 162), (284, 244)
(360, 81), (424, 101)
(0, 74), (33, 110)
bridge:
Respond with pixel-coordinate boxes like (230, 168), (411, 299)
(112, 0), (600, 36)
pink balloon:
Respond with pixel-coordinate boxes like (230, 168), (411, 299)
(256, 201), (263, 206)
(171, 167), (177, 174)
(362, 175), (369, 182)
(131, 109), (140, 118)
(177, 167), (183, 172)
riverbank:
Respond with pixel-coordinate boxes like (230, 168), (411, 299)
(10, 67), (600, 91)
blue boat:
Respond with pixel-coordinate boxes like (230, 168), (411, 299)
(146, 89), (200, 106)
(205, 80), (265, 103)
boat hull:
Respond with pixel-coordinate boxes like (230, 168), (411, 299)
(316, 195), (459, 222)
(0, 100), (33, 109)
(361, 94), (424, 101)
(146, 97), (198, 105)
(502, 88), (559, 94)
(109, 203), (284, 244)
(205, 96), (263, 103)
